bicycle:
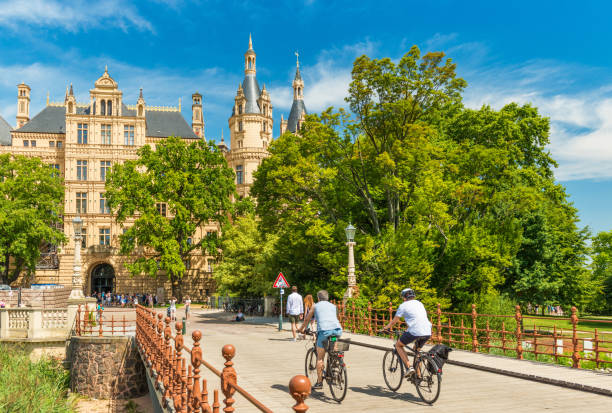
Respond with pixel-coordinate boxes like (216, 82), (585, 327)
(380, 329), (442, 404)
(303, 328), (349, 402)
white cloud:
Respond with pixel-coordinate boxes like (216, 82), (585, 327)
(0, 0), (153, 32)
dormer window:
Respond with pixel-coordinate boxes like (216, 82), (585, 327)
(107, 100), (112, 116)
(238, 104), (243, 115)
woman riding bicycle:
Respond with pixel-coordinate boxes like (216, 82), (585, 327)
(380, 288), (431, 377)
(298, 290), (342, 390)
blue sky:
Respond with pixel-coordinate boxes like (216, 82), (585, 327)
(0, 0), (611, 234)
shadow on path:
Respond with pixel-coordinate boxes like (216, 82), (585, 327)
(349, 385), (425, 404)
(270, 384), (339, 404)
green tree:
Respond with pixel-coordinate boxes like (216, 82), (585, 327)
(214, 214), (278, 296)
(590, 230), (612, 314)
(105, 137), (235, 299)
(0, 154), (66, 285)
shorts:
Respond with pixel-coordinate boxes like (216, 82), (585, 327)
(288, 314), (300, 323)
(317, 328), (342, 349)
(400, 332), (430, 348)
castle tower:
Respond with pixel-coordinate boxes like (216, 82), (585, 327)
(137, 88), (146, 118)
(65, 83), (76, 115)
(281, 53), (307, 135)
(16, 82), (31, 128)
(227, 35), (273, 197)
(192, 92), (204, 138)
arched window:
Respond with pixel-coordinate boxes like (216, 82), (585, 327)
(101, 100), (106, 116)
(68, 102), (74, 113)
(238, 104), (243, 115)
(107, 100), (112, 116)
(138, 105), (143, 117)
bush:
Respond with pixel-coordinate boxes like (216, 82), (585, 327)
(0, 345), (77, 412)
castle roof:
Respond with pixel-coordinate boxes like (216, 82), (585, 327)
(0, 115), (12, 146)
(16, 105), (197, 139)
(242, 74), (261, 114)
(286, 99), (307, 133)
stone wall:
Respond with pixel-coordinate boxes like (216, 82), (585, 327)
(0, 286), (70, 308)
(69, 336), (147, 399)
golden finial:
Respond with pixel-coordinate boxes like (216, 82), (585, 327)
(178, 97), (181, 112)
(249, 33), (253, 49)
(295, 51), (299, 68)
(46, 91), (49, 106)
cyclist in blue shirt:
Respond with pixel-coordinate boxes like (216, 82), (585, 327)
(298, 290), (342, 389)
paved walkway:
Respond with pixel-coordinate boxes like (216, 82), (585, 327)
(170, 309), (612, 413)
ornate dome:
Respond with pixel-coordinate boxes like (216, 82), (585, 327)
(94, 66), (118, 89)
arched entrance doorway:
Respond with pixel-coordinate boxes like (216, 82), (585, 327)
(91, 263), (115, 294)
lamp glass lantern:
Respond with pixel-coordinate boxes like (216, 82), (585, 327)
(345, 223), (356, 242)
(72, 215), (83, 237)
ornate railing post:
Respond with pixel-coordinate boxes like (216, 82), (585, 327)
(98, 307), (103, 337)
(367, 302), (373, 336)
(221, 344), (237, 413)
(515, 305), (523, 360)
(163, 316), (172, 407)
(436, 303), (442, 344)
(76, 305), (81, 336)
(174, 322), (184, 412)
(289, 375), (311, 413)
(571, 306), (580, 368)
(156, 313), (164, 388)
(471, 304), (478, 352)
(190, 330), (203, 411)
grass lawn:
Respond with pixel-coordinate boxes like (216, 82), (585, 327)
(522, 315), (612, 333)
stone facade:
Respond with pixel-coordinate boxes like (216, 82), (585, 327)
(69, 336), (147, 399)
(0, 69), (218, 300)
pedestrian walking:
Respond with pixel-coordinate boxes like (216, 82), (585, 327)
(169, 296), (177, 321)
(286, 285), (303, 342)
(184, 295), (191, 319)
(303, 294), (315, 330)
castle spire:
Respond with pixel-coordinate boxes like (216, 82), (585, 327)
(249, 33), (253, 50)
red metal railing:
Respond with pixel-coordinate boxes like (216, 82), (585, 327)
(135, 305), (311, 412)
(334, 301), (612, 369)
(75, 305), (134, 336)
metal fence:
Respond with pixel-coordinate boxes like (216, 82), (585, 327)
(135, 305), (311, 412)
(333, 301), (612, 369)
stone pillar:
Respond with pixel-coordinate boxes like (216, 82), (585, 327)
(0, 310), (8, 339)
(69, 234), (85, 300)
(264, 296), (276, 317)
(343, 241), (357, 302)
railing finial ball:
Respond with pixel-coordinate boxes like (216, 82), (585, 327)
(175, 321), (182, 332)
(222, 344), (236, 361)
(192, 329), (202, 342)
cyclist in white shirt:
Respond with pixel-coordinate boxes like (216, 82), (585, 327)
(286, 286), (303, 342)
(381, 288), (432, 377)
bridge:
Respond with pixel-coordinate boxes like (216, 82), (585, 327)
(134, 307), (612, 412)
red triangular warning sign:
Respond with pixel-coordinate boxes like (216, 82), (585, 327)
(273, 272), (290, 288)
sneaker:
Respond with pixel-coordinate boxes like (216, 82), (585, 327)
(292, 338), (297, 342)
(405, 366), (415, 378)
(312, 381), (324, 390)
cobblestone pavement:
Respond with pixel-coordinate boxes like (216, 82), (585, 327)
(171, 310), (612, 413)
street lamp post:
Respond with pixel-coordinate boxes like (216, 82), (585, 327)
(69, 215), (85, 300)
(343, 223), (357, 301)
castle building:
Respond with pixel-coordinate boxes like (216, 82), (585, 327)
(280, 54), (307, 135)
(0, 68), (218, 299)
(0, 37), (309, 298)
(225, 35), (273, 198)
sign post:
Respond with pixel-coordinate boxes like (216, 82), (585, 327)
(273, 272), (290, 332)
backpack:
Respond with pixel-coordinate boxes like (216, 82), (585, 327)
(427, 344), (452, 373)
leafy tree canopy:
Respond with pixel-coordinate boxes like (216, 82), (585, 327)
(105, 137), (235, 299)
(0, 154), (66, 285)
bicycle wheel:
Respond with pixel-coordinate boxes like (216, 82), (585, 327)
(382, 350), (404, 391)
(414, 354), (441, 404)
(327, 357), (348, 402)
(305, 348), (318, 385)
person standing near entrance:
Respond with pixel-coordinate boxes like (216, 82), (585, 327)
(286, 286), (303, 342)
(184, 296), (191, 319)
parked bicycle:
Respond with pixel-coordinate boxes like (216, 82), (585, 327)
(380, 329), (442, 404)
(303, 328), (349, 402)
